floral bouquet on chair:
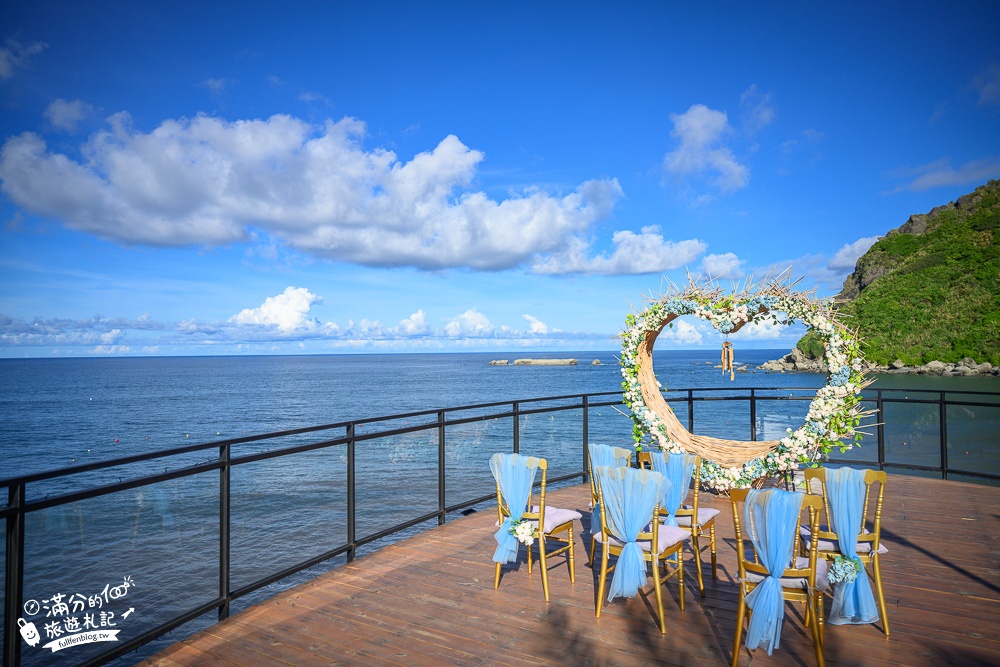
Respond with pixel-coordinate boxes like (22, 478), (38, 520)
(828, 555), (864, 584)
(508, 518), (535, 546)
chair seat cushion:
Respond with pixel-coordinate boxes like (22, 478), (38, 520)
(799, 525), (889, 555)
(494, 506), (582, 531)
(675, 507), (720, 528)
(529, 506), (582, 531)
(594, 523), (690, 553)
(744, 556), (829, 591)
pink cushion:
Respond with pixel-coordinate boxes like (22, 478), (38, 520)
(745, 556), (830, 591)
(528, 506), (582, 532)
(799, 525), (888, 555)
(494, 506), (582, 530)
(675, 507), (720, 528)
(594, 523), (690, 553)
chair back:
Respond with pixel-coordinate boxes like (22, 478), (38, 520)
(587, 444), (632, 506)
(730, 487), (822, 654)
(594, 465), (667, 600)
(804, 467), (886, 554)
(490, 453), (547, 564)
(805, 466), (884, 627)
(649, 450), (697, 525)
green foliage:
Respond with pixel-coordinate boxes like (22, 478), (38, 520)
(796, 330), (826, 359)
(832, 181), (1000, 366)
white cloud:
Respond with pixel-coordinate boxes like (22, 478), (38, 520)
(532, 226), (706, 275)
(659, 319), (703, 345)
(0, 113), (623, 271)
(731, 320), (784, 341)
(828, 236), (879, 271)
(396, 310), (428, 335)
(698, 252), (744, 279)
(664, 104), (749, 194)
(523, 314), (548, 334)
(0, 38), (47, 80)
(203, 78), (229, 94)
(972, 63), (1000, 107)
(444, 309), (494, 337)
(44, 99), (94, 133)
(888, 157), (1000, 193)
(739, 85), (775, 134)
(228, 286), (323, 332)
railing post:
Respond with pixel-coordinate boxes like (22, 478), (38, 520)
(582, 395), (590, 483)
(939, 391), (949, 480)
(347, 423), (357, 562)
(437, 411), (446, 526)
(4, 482), (25, 667)
(876, 391), (886, 470)
(687, 389), (694, 433)
(218, 444), (231, 621)
(512, 402), (520, 454)
(749, 389), (757, 441)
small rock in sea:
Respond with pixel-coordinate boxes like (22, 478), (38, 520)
(591, 359), (601, 365)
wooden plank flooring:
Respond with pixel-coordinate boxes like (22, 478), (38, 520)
(137, 474), (1000, 667)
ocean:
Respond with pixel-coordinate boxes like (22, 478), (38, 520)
(1, 350), (997, 666)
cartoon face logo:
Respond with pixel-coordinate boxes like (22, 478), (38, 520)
(18, 619), (40, 647)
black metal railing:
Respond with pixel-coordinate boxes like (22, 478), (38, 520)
(2, 386), (997, 667)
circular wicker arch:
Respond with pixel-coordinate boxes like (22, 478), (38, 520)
(636, 311), (780, 469)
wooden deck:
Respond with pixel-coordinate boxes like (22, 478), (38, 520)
(138, 474), (1000, 667)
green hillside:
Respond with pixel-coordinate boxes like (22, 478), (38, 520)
(806, 180), (1000, 366)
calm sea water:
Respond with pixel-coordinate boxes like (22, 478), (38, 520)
(1, 351), (997, 666)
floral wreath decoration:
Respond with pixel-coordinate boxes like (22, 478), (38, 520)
(620, 274), (873, 491)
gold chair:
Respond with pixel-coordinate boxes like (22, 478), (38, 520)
(593, 465), (689, 633)
(586, 444), (633, 566)
(802, 467), (889, 635)
(730, 488), (827, 667)
(667, 455), (719, 596)
(636, 449), (652, 469)
(492, 455), (581, 601)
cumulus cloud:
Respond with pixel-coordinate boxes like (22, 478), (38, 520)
(0, 303), (613, 352)
(44, 99), (94, 133)
(887, 157), (1000, 193)
(0, 38), (47, 80)
(395, 310), (428, 335)
(664, 104), (749, 194)
(532, 226), (706, 275)
(0, 113), (622, 271)
(731, 320), (785, 341)
(658, 319), (703, 346)
(444, 309), (495, 337)
(228, 286), (323, 331)
(523, 314), (548, 334)
(698, 252), (745, 279)
(828, 236), (879, 271)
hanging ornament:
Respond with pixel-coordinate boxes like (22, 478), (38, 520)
(721, 341), (735, 381)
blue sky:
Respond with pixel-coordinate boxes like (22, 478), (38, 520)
(1, 1), (999, 357)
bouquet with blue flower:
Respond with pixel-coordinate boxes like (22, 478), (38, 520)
(828, 555), (864, 584)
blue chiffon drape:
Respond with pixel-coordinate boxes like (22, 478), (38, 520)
(827, 467), (880, 625)
(649, 451), (695, 526)
(595, 465), (667, 601)
(588, 444), (631, 521)
(743, 488), (803, 655)
(490, 453), (538, 564)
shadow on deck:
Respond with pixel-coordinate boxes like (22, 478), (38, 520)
(138, 474), (1000, 666)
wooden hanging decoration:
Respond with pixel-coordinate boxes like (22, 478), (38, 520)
(721, 341), (734, 381)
